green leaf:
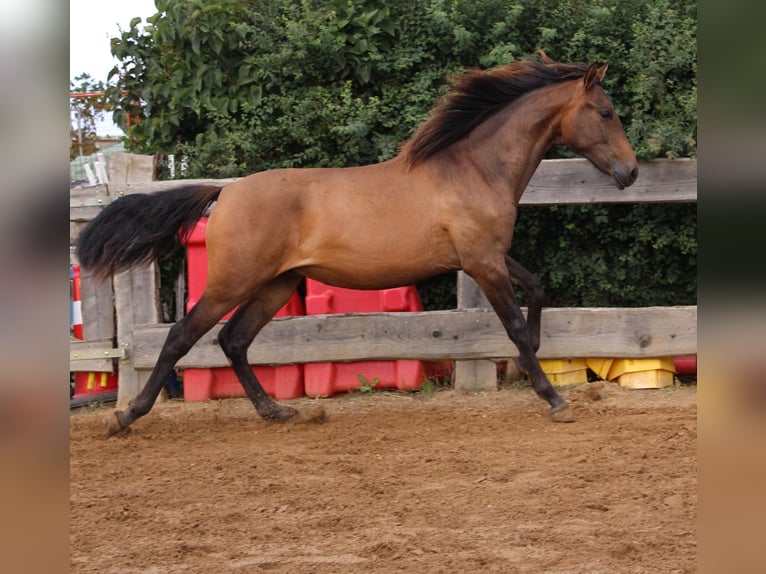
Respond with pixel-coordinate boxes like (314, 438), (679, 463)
(237, 64), (251, 86)
(379, 20), (396, 36)
(356, 62), (371, 84)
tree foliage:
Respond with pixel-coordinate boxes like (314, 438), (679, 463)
(107, 0), (696, 308)
(70, 74), (110, 161)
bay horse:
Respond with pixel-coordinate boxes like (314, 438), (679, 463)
(77, 53), (637, 435)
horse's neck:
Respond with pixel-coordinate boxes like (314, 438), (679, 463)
(465, 82), (573, 202)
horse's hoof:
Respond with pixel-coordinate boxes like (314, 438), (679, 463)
(260, 404), (299, 423)
(550, 405), (576, 423)
(104, 411), (125, 436)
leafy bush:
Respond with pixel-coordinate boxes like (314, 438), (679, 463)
(108, 0), (696, 309)
(512, 203), (697, 307)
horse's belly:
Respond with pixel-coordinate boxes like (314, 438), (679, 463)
(296, 261), (458, 289)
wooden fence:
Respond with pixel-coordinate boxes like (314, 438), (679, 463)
(70, 153), (697, 407)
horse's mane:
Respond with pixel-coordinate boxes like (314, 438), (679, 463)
(402, 52), (589, 167)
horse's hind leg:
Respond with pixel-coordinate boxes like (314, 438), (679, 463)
(506, 255), (545, 352)
(466, 260), (575, 422)
(216, 272), (303, 422)
(108, 295), (234, 435)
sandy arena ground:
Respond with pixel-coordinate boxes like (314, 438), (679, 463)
(70, 383), (696, 573)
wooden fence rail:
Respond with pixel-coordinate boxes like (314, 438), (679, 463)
(131, 306), (697, 369)
(69, 153), (697, 407)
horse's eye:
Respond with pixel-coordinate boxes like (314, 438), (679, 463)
(599, 109), (613, 120)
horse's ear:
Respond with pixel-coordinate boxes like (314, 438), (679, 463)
(583, 63), (599, 90)
(583, 63), (607, 90)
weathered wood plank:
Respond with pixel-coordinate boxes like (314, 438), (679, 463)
(70, 184), (109, 198)
(457, 271), (490, 309)
(107, 152), (155, 194)
(521, 158), (697, 205)
(69, 338), (115, 372)
(453, 360), (498, 391)
(70, 206), (106, 223)
(70, 185), (114, 241)
(79, 157), (696, 204)
(70, 222), (84, 246)
(454, 271), (496, 391)
(78, 268), (114, 341)
(131, 306), (697, 369)
(118, 178), (239, 194)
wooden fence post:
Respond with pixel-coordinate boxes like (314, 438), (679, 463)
(108, 153), (162, 408)
(76, 266), (114, 344)
(114, 268), (160, 407)
(453, 272), (498, 391)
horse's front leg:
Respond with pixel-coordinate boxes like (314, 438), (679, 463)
(466, 261), (575, 422)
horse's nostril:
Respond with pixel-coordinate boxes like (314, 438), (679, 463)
(629, 166), (638, 182)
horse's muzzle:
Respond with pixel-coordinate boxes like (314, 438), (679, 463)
(613, 164), (638, 190)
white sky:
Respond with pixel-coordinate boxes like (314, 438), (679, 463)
(70, 0), (158, 83)
(70, 0), (158, 136)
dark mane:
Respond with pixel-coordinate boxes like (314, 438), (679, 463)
(402, 53), (589, 167)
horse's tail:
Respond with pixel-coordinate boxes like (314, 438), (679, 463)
(76, 184), (222, 280)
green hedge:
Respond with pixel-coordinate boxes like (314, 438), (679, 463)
(110, 0), (696, 309)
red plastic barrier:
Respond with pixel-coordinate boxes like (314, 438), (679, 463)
(184, 218), (236, 320)
(71, 264), (119, 399)
(182, 218), (305, 401)
(303, 279), (427, 397)
(183, 364), (304, 402)
(673, 355), (697, 375)
(73, 371), (119, 399)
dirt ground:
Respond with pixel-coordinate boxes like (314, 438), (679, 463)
(70, 383), (696, 573)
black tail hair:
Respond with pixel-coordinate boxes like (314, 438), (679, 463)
(76, 184), (222, 280)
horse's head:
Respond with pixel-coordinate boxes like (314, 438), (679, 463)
(558, 63), (638, 189)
